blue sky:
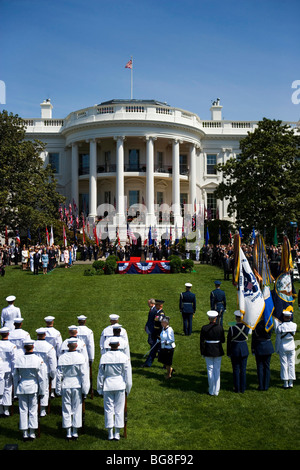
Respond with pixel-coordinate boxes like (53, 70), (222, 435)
(1, 0), (300, 121)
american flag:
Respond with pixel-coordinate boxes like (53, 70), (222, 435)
(127, 223), (137, 245)
(125, 59), (132, 69)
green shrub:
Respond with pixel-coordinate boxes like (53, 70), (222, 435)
(105, 255), (118, 275)
(182, 259), (194, 273)
(92, 260), (105, 272)
(83, 268), (96, 276)
(169, 255), (182, 273)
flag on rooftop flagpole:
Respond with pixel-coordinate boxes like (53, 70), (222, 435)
(125, 57), (133, 99)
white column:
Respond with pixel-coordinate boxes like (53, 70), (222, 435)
(89, 139), (97, 219)
(146, 136), (155, 226)
(115, 136), (125, 224)
(71, 142), (79, 211)
(189, 143), (197, 213)
(172, 139), (181, 222)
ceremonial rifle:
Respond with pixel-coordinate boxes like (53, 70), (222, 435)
(89, 361), (94, 399)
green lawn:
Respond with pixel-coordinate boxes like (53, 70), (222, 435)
(0, 263), (299, 451)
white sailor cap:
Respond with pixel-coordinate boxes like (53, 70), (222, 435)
(109, 337), (120, 345)
(0, 327), (10, 334)
(36, 327), (47, 334)
(23, 338), (34, 346)
(68, 325), (78, 331)
(185, 283), (192, 287)
(109, 314), (120, 321)
(282, 310), (293, 316)
(77, 315), (87, 320)
(207, 310), (218, 318)
(6, 295), (16, 302)
(234, 310), (242, 317)
(67, 337), (78, 344)
(14, 318), (24, 323)
(112, 323), (122, 329)
(44, 316), (55, 322)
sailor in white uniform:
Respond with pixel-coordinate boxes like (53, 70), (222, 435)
(43, 316), (62, 396)
(103, 324), (130, 358)
(274, 310), (298, 388)
(97, 337), (132, 441)
(8, 318), (30, 357)
(0, 326), (16, 417)
(56, 337), (90, 440)
(13, 338), (47, 440)
(60, 325), (89, 364)
(1, 295), (22, 331)
(100, 315), (129, 355)
(76, 315), (95, 364)
(34, 328), (57, 416)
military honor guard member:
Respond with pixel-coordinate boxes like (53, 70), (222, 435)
(34, 328), (57, 416)
(0, 326), (16, 417)
(1, 295), (22, 331)
(8, 318), (30, 357)
(210, 280), (226, 326)
(274, 310), (297, 388)
(76, 315), (95, 364)
(60, 325), (89, 364)
(179, 283), (196, 335)
(97, 336), (132, 441)
(158, 316), (176, 379)
(200, 310), (225, 396)
(251, 317), (274, 391)
(103, 324), (130, 358)
(100, 314), (129, 355)
(13, 338), (47, 440)
(56, 337), (90, 440)
(44, 316), (63, 396)
(227, 310), (249, 393)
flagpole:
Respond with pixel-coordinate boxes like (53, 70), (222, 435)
(131, 56), (133, 99)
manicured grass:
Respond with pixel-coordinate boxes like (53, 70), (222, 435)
(0, 263), (299, 451)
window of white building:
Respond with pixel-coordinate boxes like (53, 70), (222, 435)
(207, 193), (217, 219)
(206, 154), (217, 175)
(48, 152), (60, 173)
(79, 154), (89, 175)
(128, 149), (140, 171)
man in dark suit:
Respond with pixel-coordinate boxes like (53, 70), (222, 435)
(179, 283), (196, 335)
(227, 310), (249, 393)
(33, 247), (40, 275)
(145, 298), (156, 346)
(142, 300), (165, 367)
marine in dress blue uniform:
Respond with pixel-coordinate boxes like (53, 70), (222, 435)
(251, 318), (274, 391)
(179, 283), (196, 336)
(210, 280), (226, 326)
(227, 310), (249, 393)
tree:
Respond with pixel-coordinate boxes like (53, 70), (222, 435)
(214, 118), (300, 241)
(0, 110), (65, 240)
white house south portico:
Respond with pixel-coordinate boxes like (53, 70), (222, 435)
(25, 97), (296, 242)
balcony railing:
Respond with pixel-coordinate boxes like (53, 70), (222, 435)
(79, 163), (189, 176)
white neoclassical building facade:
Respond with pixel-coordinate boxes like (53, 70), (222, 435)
(23, 98), (299, 241)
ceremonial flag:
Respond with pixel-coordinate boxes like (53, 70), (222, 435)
(238, 247), (265, 330)
(125, 57), (133, 99)
(16, 230), (20, 245)
(218, 227), (222, 244)
(205, 227), (209, 246)
(125, 58), (132, 69)
(175, 223), (179, 245)
(262, 286), (274, 332)
(63, 225), (67, 247)
(148, 226), (152, 246)
(27, 228), (31, 243)
(253, 234), (273, 287)
(127, 223), (137, 245)
(94, 223), (99, 246)
(250, 227), (256, 245)
(45, 226), (50, 245)
(273, 227), (278, 246)
(50, 225), (54, 246)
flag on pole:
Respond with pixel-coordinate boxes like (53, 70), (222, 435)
(27, 228), (31, 243)
(63, 225), (67, 247)
(125, 57), (133, 99)
(50, 225), (54, 246)
(125, 59), (132, 69)
(238, 247), (265, 330)
(45, 226), (50, 245)
(127, 223), (137, 245)
(16, 230), (20, 245)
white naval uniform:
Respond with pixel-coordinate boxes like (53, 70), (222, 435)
(274, 318), (297, 383)
(97, 350), (132, 430)
(1, 305), (22, 331)
(9, 329), (30, 357)
(0, 339), (16, 409)
(77, 325), (95, 363)
(34, 339), (57, 408)
(60, 337), (89, 364)
(44, 326), (62, 390)
(103, 336), (130, 358)
(100, 326), (130, 355)
(13, 353), (47, 431)
(56, 351), (90, 430)
(0, 357), (4, 402)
